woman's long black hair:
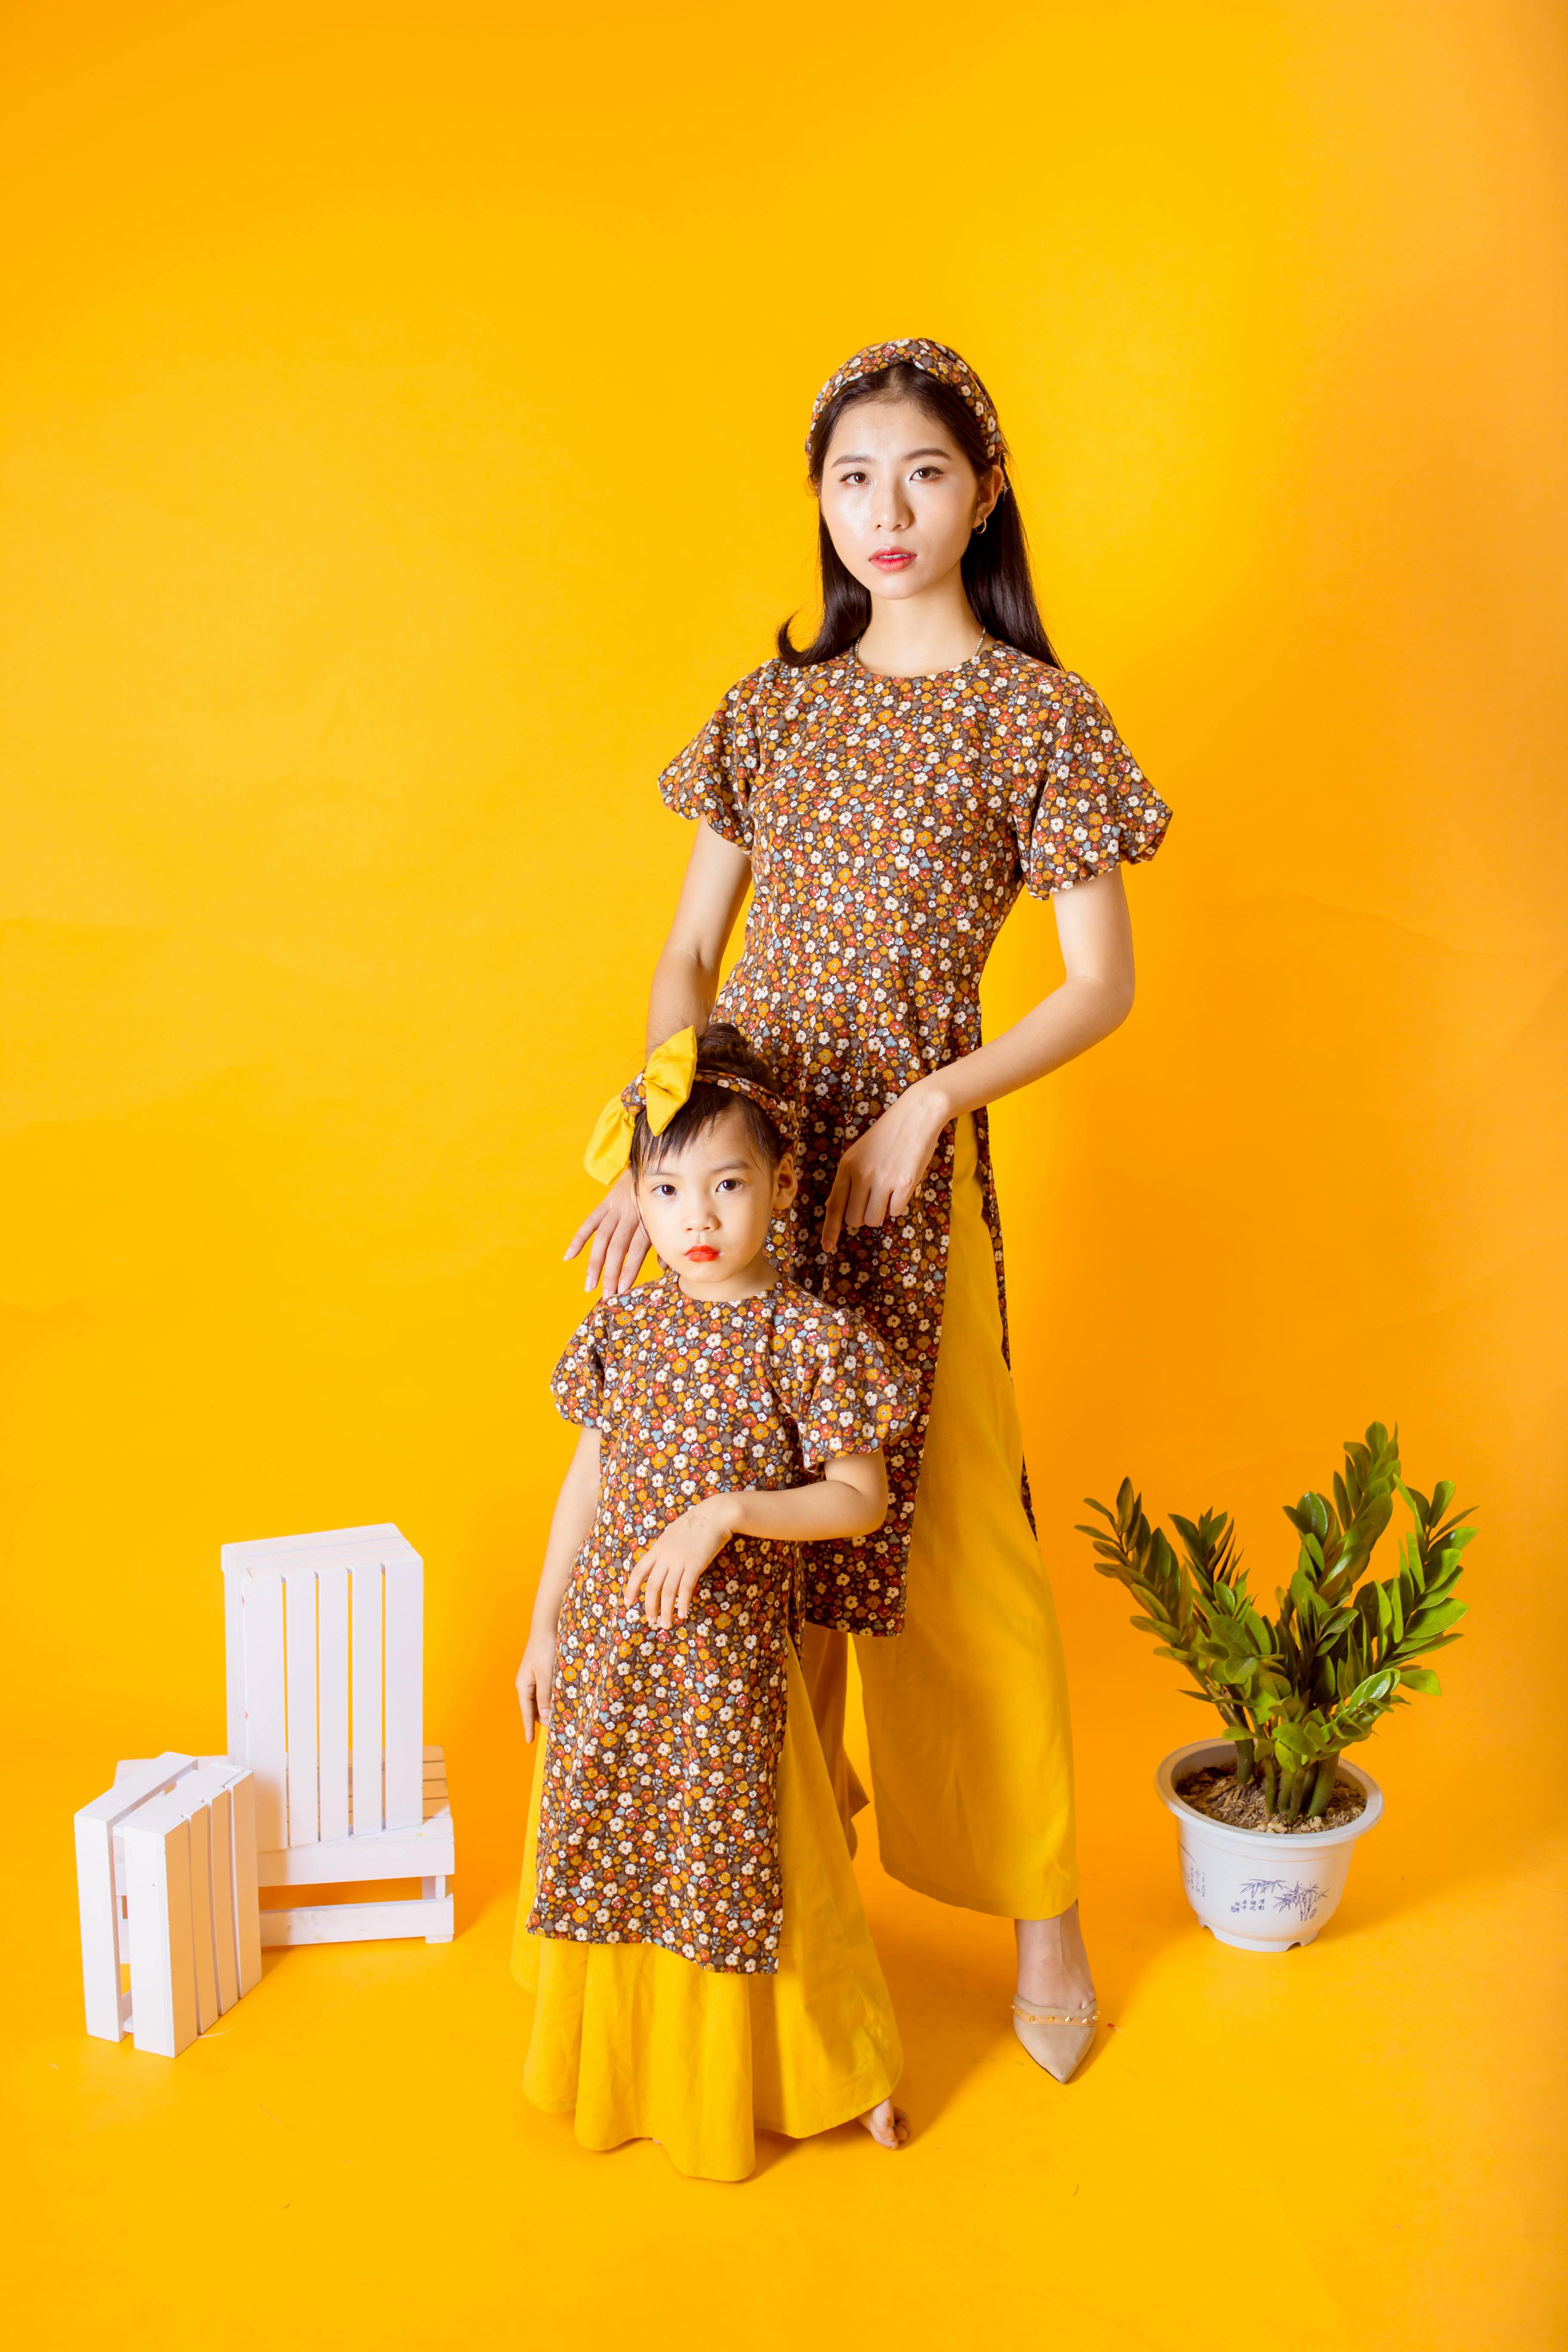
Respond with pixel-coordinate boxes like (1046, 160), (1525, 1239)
(777, 358), (1060, 669)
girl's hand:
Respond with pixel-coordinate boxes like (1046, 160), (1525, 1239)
(625, 1496), (740, 1629)
(822, 1077), (951, 1252)
(565, 1169), (650, 1297)
(516, 1629), (558, 1743)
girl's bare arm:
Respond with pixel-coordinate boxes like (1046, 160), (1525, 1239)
(516, 1426), (603, 1740)
(822, 867), (1136, 1248)
(564, 821), (753, 1295)
(627, 1451), (888, 1628)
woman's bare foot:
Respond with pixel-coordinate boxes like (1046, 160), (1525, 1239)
(859, 2098), (909, 2149)
(1015, 1901), (1096, 2011)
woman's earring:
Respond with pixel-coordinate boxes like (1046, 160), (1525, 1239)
(974, 514), (989, 537)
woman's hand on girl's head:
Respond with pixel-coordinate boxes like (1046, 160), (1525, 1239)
(822, 1077), (951, 1252)
(625, 1496), (739, 1629)
(516, 1629), (558, 1743)
(564, 1168), (651, 1296)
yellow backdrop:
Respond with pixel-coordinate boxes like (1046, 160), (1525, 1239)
(5, 3), (1564, 2346)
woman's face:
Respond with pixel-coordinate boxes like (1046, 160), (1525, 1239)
(818, 396), (1002, 604)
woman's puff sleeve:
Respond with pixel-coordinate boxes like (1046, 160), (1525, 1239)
(795, 1309), (916, 1468)
(1009, 671), (1172, 897)
(656, 665), (771, 851)
(551, 1306), (612, 1432)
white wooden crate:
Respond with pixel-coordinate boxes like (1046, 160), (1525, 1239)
(75, 1754), (261, 2057)
(222, 1523), (454, 1945)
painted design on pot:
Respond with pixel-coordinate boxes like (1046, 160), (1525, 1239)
(1231, 1877), (1326, 1922)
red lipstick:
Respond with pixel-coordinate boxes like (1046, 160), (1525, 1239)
(686, 1246), (719, 1262)
(870, 550), (915, 570)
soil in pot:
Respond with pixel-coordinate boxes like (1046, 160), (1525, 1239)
(1175, 1764), (1368, 1835)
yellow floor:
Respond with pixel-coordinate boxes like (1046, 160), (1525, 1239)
(14, 1675), (1564, 2352)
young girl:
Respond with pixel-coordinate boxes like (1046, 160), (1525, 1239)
(514, 1022), (912, 2180)
(567, 338), (1173, 2083)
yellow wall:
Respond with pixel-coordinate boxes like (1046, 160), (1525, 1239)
(6, 0), (1565, 1973)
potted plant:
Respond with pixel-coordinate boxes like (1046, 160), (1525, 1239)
(1079, 1423), (1473, 1952)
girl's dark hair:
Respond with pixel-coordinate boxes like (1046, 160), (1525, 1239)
(629, 1022), (790, 1179)
(777, 359), (1060, 670)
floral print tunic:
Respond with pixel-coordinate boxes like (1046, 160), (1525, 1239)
(530, 1273), (910, 1974)
(658, 642), (1170, 1635)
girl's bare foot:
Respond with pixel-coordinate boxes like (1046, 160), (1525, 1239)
(859, 2098), (909, 2149)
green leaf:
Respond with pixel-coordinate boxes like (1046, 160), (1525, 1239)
(1406, 1599), (1467, 1639)
(1399, 1667), (1442, 1695)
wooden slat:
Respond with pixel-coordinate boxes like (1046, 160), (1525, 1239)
(255, 1809), (453, 1885)
(229, 1768), (262, 1996)
(80, 1753), (195, 1825)
(243, 1578), (288, 1852)
(180, 1763), (247, 2008)
(186, 1799), (219, 2032)
(258, 1893), (453, 1946)
(382, 1554), (423, 1832)
(316, 1565), (350, 1842)
(207, 1783), (239, 2012)
(224, 1523), (409, 1576)
(222, 1566), (246, 1761)
(124, 1807), (199, 2058)
(351, 1561), (383, 1834)
(112, 1834), (130, 1963)
(284, 1571), (319, 1847)
(74, 1811), (122, 2042)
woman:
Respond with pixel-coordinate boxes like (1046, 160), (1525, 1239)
(567, 338), (1171, 2081)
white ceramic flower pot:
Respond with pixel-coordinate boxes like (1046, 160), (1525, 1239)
(1156, 1738), (1384, 1953)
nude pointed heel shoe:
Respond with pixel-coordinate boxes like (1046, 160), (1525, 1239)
(1012, 1996), (1099, 2084)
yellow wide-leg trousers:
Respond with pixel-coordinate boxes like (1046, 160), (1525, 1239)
(805, 1112), (1081, 1922)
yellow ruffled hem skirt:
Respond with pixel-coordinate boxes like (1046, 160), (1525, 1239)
(806, 1111), (1081, 1921)
(512, 1642), (902, 2183)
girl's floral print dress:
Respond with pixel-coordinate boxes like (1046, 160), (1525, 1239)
(530, 1273), (909, 1974)
(659, 643), (1171, 1636)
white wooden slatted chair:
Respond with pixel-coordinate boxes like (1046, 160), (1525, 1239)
(75, 1753), (261, 2056)
(222, 1523), (454, 1946)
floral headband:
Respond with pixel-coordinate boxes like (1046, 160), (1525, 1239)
(807, 337), (1002, 460)
(584, 1026), (798, 1185)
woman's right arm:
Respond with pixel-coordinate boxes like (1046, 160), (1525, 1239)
(564, 821), (753, 1295)
(516, 1426), (603, 1741)
(645, 817), (753, 1045)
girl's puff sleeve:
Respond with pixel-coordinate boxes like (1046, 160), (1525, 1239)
(656, 665), (771, 852)
(795, 1309), (916, 1469)
(1009, 671), (1172, 897)
(551, 1305), (612, 1432)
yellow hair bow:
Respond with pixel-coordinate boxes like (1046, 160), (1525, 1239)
(583, 1026), (699, 1185)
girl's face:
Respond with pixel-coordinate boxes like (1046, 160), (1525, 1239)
(818, 396), (1002, 606)
(635, 1105), (797, 1300)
